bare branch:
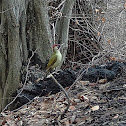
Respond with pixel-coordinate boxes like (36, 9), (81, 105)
(50, 74), (70, 119)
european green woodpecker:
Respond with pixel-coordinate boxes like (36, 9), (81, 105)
(46, 44), (62, 75)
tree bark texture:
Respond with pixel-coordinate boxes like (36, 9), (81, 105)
(0, 0), (52, 111)
(55, 0), (76, 68)
(27, 0), (52, 63)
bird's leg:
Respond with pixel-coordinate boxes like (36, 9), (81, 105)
(52, 69), (63, 75)
(46, 70), (61, 78)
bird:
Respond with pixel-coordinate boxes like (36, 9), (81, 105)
(46, 44), (62, 75)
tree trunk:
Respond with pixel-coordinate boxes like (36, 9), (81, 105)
(27, 0), (52, 63)
(55, 0), (76, 68)
(0, 0), (52, 111)
(0, 0), (22, 111)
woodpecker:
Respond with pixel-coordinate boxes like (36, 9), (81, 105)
(46, 44), (62, 75)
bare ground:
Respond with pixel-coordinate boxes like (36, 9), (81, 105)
(0, 71), (126, 126)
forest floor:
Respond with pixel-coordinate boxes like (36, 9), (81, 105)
(0, 70), (126, 126)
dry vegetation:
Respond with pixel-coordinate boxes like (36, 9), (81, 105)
(1, 0), (126, 125)
(49, 0), (105, 67)
(49, 0), (126, 67)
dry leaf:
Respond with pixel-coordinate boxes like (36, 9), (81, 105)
(109, 57), (116, 61)
(69, 106), (76, 111)
(99, 82), (110, 90)
(73, 99), (80, 103)
(97, 17), (101, 21)
(64, 120), (70, 126)
(113, 114), (119, 119)
(95, 9), (99, 13)
(79, 81), (90, 85)
(78, 95), (89, 102)
(98, 79), (107, 84)
(91, 105), (99, 111)
(124, 3), (126, 9)
(89, 83), (96, 87)
(90, 96), (98, 102)
(107, 39), (111, 44)
(97, 32), (100, 36)
(102, 17), (105, 23)
(75, 18), (79, 25)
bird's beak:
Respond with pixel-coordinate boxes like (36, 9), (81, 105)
(60, 43), (65, 48)
(57, 43), (65, 50)
(61, 43), (64, 46)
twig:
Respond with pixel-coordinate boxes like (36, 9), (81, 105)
(67, 68), (87, 93)
(103, 86), (126, 93)
(0, 6), (13, 14)
(50, 74), (70, 119)
(2, 50), (37, 112)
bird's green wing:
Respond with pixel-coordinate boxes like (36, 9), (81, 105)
(46, 54), (57, 70)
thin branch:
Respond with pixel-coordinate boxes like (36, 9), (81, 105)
(50, 74), (70, 119)
(0, 7), (13, 14)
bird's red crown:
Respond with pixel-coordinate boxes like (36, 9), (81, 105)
(53, 44), (60, 48)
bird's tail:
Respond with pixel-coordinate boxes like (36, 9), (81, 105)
(45, 67), (53, 77)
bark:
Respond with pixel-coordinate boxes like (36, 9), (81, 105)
(27, 0), (52, 63)
(0, 0), (22, 110)
(20, 9), (28, 62)
(0, 0), (52, 111)
(55, 0), (76, 68)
